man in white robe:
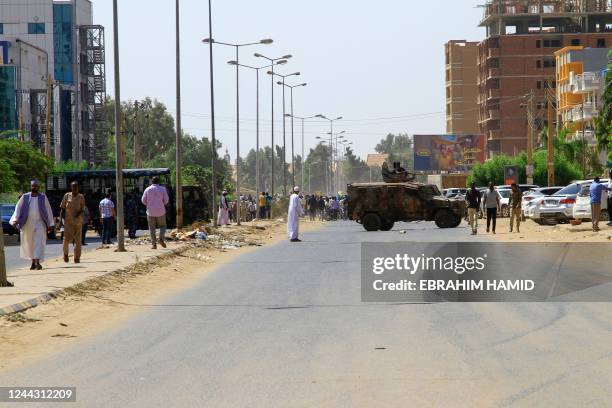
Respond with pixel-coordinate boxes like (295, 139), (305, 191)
(287, 186), (304, 242)
(217, 190), (230, 226)
(10, 180), (54, 270)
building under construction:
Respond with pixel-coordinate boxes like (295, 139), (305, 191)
(477, 0), (612, 157)
(0, 0), (106, 164)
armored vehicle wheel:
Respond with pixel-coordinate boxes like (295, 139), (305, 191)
(380, 221), (394, 231)
(435, 209), (461, 228)
(362, 213), (382, 231)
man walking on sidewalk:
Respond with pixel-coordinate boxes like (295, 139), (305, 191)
(99, 192), (115, 245)
(589, 176), (611, 232)
(509, 183), (523, 233)
(287, 186), (304, 242)
(465, 182), (481, 235)
(10, 180), (54, 270)
(60, 181), (85, 263)
(142, 176), (169, 249)
(483, 182), (501, 234)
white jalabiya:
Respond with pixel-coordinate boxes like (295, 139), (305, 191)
(217, 196), (230, 226)
(287, 193), (304, 240)
(10, 195), (54, 260)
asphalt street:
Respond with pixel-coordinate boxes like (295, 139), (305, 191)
(1, 220), (611, 407)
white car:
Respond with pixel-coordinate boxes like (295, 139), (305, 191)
(522, 187), (564, 219)
(496, 188), (511, 217)
(572, 181), (610, 222)
(531, 180), (608, 225)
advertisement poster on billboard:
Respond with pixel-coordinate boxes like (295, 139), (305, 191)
(413, 134), (485, 171)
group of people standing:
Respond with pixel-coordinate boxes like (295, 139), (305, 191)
(305, 195), (346, 221)
(217, 191), (273, 226)
(465, 182), (523, 235)
(9, 177), (170, 269)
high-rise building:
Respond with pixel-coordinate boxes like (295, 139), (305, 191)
(445, 40), (480, 135)
(555, 46), (609, 145)
(477, 0), (611, 157)
(0, 0), (106, 163)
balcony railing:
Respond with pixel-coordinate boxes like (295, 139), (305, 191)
(571, 102), (599, 121)
(481, 1), (612, 24)
(488, 68), (500, 79)
(570, 72), (602, 94)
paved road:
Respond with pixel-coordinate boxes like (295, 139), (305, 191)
(1, 221), (611, 407)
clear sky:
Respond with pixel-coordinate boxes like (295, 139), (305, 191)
(92, 0), (484, 162)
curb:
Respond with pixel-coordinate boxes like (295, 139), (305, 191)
(0, 242), (196, 317)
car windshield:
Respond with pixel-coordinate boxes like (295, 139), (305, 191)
(498, 190), (510, 198)
(554, 184), (580, 196)
(1, 205), (16, 217)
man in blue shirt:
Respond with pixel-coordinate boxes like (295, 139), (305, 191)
(589, 176), (612, 232)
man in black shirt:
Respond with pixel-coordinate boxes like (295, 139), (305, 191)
(464, 182), (482, 235)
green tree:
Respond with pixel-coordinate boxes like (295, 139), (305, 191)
(0, 139), (53, 192)
(304, 143), (332, 193)
(374, 133), (414, 169)
(595, 50), (611, 160)
(341, 146), (370, 184)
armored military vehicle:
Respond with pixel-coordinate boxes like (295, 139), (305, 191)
(347, 182), (465, 231)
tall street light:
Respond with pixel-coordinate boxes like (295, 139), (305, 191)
(175, 0), (183, 228)
(227, 59), (287, 200)
(203, 38), (273, 225)
(315, 137), (332, 194)
(112, 0), (126, 252)
(286, 114), (317, 191)
(328, 130), (346, 192)
(279, 82), (307, 188)
(255, 53), (292, 197)
(204, 0), (219, 226)
(269, 70), (300, 195)
(315, 115), (342, 194)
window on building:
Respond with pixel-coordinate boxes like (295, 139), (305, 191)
(0, 23), (3, 34)
(571, 39), (581, 46)
(28, 23), (45, 34)
(536, 40), (541, 48)
(536, 81), (542, 89)
(543, 39), (561, 48)
(543, 58), (556, 68)
(597, 38), (606, 48)
(536, 60), (542, 68)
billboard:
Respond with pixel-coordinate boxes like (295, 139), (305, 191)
(413, 134), (485, 171)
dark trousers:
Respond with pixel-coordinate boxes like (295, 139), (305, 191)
(486, 207), (497, 231)
(127, 218), (137, 239)
(259, 207), (266, 219)
(608, 197), (612, 221)
(266, 206), (271, 219)
(102, 217), (113, 244)
(81, 224), (88, 245)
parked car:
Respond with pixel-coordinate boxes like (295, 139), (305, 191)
(496, 189), (511, 217)
(1, 204), (18, 235)
(530, 180), (606, 225)
(572, 181), (610, 222)
(444, 188), (467, 199)
(522, 187), (564, 219)
(498, 184), (540, 193)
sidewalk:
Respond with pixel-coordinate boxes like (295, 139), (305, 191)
(0, 240), (186, 315)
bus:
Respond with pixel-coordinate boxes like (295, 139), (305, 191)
(45, 168), (208, 234)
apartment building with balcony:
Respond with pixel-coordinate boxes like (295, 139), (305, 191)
(555, 45), (609, 144)
(445, 40), (480, 135)
(477, 0), (612, 157)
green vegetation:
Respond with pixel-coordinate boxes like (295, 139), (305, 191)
(0, 139), (53, 193)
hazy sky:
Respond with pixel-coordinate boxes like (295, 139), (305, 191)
(93, 0), (483, 162)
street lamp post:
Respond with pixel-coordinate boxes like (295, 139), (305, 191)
(202, 38), (272, 225)
(280, 83), (307, 188)
(205, 0), (217, 227)
(286, 114), (316, 191)
(315, 115), (342, 194)
(228, 60), (287, 201)
(175, 0), (183, 229)
(255, 53), (293, 197)
(112, 0), (126, 252)
(268, 71), (300, 196)
(328, 130), (346, 192)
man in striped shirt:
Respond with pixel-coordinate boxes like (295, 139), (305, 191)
(99, 192), (116, 245)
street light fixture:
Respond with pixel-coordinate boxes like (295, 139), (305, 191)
(202, 37), (272, 224)
(268, 70), (300, 195)
(255, 53), (293, 196)
(279, 82), (307, 188)
(226, 59), (287, 200)
(315, 115), (343, 194)
(285, 114), (317, 190)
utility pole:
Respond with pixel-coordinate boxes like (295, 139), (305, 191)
(0, 225), (12, 287)
(547, 79), (555, 186)
(45, 75), (53, 157)
(526, 89), (535, 185)
(112, 0), (125, 252)
(175, 0), (183, 229)
(207, 0), (217, 227)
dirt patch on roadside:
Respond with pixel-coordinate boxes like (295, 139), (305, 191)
(0, 219), (322, 373)
(482, 217), (612, 242)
